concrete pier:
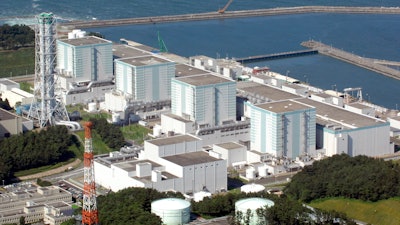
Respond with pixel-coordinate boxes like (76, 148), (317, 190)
(301, 40), (400, 81)
(235, 50), (318, 64)
(63, 6), (400, 29)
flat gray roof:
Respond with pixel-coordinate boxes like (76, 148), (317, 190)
(294, 98), (386, 128)
(175, 63), (210, 77)
(175, 74), (233, 86)
(59, 36), (111, 46)
(347, 102), (371, 110)
(214, 142), (244, 150)
(282, 83), (306, 90)
(163, 113), (192, 123)
(0, 79), (18, 86)
(146, 134), (200, 146)
(163, 151), (221, 167)
(256, 100), (313, 114)
(0, 108), (17, 120)
(118, 55), (171, 66)
(237, 81), (300, 102)
(112, 44), (151, 59)
(311, 92), (332, 98)
(115, 159), (161, 172)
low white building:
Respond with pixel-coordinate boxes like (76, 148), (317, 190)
(95, 134), (227, 194)
(0, 78), (19, 92)
(212, 142), (247, 167)
(345, 102), (375, 117)
(1, 88), (34, 108)
(0, 185), (73, 225)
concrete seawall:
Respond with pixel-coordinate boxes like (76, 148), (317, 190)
(63, 6), (400, 29)
(301, 40), (400, 81)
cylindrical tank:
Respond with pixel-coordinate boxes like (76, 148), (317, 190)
(151, 198), (191, 225)
(240, 183), (265, 194)
(235, 198), (275, 225)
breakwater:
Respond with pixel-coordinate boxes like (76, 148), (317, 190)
(235, 50), (318, 64)
(301, 40), (400, 81)
(63, 6), (400, 29)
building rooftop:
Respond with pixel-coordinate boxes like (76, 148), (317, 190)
(163, 113), (192, 123)
(0, 108), (18, 120)
(59, 36), (111, 46)
(311, 92), (333, 99)
(282, 83), (306, 90)
(237, 81), (300, 102)
(146, 134), (200, 146)
(295, 98), (386, 128)
(163, 151), (221, 167)
(256, 100), (313, 114)
(347, 102), (371, 110)
(0, 78), (18, 86)
(112, 44), (151, 59)
(114, 159), (161, 172)
(175, 63), (210, 77)
(214, 142), (244, 150)
(118, 55), (171, 66)
(175, 74), (233, 86)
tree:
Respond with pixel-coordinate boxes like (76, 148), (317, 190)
(284, 154), (400, 202)
(18, 216), (25, 225)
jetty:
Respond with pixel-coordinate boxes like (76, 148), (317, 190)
(63, 6), (400, 29)
(235, 50), (317, 64)
(301, 40), (400, 81)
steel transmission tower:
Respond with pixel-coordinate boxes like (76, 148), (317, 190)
(28, 12), (69, 128)
(82, 122), (99, 225)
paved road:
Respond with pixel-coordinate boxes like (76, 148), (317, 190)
(18, 159), (82, 181)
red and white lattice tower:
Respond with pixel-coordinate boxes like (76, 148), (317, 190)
(82, 122), (99, 225)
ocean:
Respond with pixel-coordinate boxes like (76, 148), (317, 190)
(1, 0), (399, 109)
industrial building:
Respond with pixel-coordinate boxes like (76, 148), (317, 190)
(171, 74), (236, 127)
(0, 184), (73, 225)
(94, 134), (227, 194)
(114, 56), (175, 101)
(295, 98), (392, 157)
(56, 36), (114, 105)
(246, 100), (316, 159)
(0, 108), (33, 139)
(237, 81), (392, 158)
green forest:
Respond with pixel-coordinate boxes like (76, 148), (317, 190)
(284, 154), (400, 202)
(96, 187), (355, 225)
(89, 118), (125, 150)
(0, 126), (79, 182)
(0, 24), (34, 50)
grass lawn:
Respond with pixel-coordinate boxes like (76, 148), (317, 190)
(0, 48), (35, 77)
(75, 130), (112, 155)
(120, 124), (151, 145)
(66, 104), (110, 121)
(309, 197), (400, 225)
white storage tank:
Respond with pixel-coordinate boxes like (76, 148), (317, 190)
(240, 183), (265, 194)
(235, 198), (275, 225)
(151, 198), (191, 225)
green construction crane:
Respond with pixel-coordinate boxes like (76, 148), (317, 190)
(158, 31), (168, 53)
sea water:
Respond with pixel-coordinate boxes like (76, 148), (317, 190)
(1, 0), (399, 108)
